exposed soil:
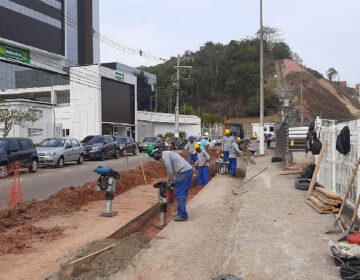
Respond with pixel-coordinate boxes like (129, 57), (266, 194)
(47, 232), (151, 280)
(0, 225), (64, 255)
(282, 59), (360, 121)
(0, 160), (167, 256)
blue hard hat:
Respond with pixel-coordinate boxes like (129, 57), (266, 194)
(189, 136), (194, 141)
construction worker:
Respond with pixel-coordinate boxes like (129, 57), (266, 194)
(229, 138), (243, 177)
(147, 145), (194, 221)
(194, 143), (210, 186)
(184, 136), (197, 164)
(222, 129), (235, 162)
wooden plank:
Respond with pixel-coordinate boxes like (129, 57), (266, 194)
(306, 140), (328, 199)
(309, 196), (335, 210)
(312, 191), (342, 206)
(315, 187), (342, 200)
(306, 199), (334, 214)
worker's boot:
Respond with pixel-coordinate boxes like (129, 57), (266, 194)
(172, 215), (188, 221)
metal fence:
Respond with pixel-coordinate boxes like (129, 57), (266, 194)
(317, 119), (360, 207)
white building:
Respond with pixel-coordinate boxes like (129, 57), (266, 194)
(0, 64), (138, 141)
(251, 122), (275, 138)
(0, 99), (57, 144)
(0, 64), (200, 142)
(137, 111), (201, 140)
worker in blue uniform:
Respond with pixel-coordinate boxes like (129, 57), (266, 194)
(147, 145), (194, 221)
(194, 143), (210, 186)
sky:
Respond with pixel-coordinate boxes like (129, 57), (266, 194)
(100, 0), (360, 87)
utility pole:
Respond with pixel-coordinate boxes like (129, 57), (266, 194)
(173, 54), (192, 137)
(175, 54), (180, 137)
(300, 71), (303, 123)
(51, 77), (57, 137)
(259, 0), (265, 155)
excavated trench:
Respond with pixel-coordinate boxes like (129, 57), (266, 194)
(47, 156), (250, 280)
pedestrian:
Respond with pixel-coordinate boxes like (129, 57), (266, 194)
(194, 143), (210, 186)
(222, 129), (235, 162)
(229, 138), (243, 177)
(147, 145), (194, 221)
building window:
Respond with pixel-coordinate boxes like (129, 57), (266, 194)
(270, 127), (274, 132)
(28, 128), (43, 137)
(62, 129), (70, 136)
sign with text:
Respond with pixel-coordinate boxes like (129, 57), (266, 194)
(115, 71), (125, 81)
(0, 42), (30, 63)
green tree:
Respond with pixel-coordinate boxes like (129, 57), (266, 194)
(326, 67), (338, 81)
(0, 108), (40, 137)
(272, 42), (291, 60)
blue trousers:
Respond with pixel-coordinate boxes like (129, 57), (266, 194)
(198, 166), (209, 186)
(229, 158), (237, 177)
(223, 151), (229, 162)
(175, 169), (194, 219)
(188, 153), (198, 164)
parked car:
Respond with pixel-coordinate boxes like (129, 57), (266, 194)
(81, 135), (120, 160)
(115, 137), (137, 155)
(138, 137), (166, 152)
(0, 137), (38, 175)
(212, 136), (222, 146)
(36, 138), (84, 166)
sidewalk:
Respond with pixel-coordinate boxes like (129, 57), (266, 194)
(112, 150), (340, 280)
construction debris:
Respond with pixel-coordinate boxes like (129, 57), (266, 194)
(306, 187), (342, 214)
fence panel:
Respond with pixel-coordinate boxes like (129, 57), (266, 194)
(318, 119), (359, 207)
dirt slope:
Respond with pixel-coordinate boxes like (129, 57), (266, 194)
(280, 59), (360, 121)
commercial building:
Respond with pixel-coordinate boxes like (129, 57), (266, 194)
(0, 64), (138, 141)
(0, 1), (196, 142)
(0, 0), (100, 96)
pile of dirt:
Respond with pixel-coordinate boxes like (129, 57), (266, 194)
(47, 232), (151, 280)
(0, 224), (64, 255)
(0, 160), (167, 255)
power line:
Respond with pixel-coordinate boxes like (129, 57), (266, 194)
(26, 0), (168, 63)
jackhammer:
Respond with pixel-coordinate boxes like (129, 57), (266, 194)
(94, 167), (120, 217)
(153, 181), (175, 227)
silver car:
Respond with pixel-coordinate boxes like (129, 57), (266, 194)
(36, 138), (84, 166)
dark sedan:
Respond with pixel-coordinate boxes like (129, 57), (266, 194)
(138, 137), (166, 152)
(116, 137), (137, 155)
(81, 135), (120, 161)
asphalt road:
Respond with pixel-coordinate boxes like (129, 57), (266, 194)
(0, 153), (151, 207)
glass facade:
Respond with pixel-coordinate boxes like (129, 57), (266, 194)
(0, 0), (98, 96)
(0, 61), (68, 90)
(65, 0), (78, 66)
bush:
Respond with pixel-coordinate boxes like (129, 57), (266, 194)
(157, 134), (163, 138)
(165, 132), (174, 138)
(179, 131), (186, 138)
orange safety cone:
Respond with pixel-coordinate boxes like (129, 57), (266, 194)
(8, 162), (22, 207)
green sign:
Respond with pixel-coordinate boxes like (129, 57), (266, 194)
(115, 71), (124, 81)
(0, 42), (30, 63)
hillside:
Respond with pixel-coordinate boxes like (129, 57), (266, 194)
(140, 27), (359, 123)
(279, 59), (360, 121)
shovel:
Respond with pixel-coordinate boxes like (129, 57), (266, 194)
(326, 158), (360, 234)
(338, 193), (360, 241)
